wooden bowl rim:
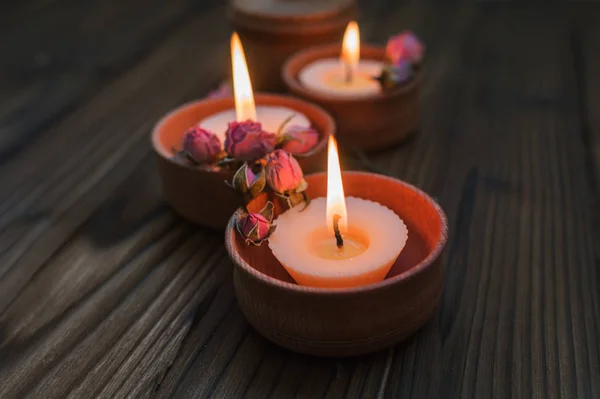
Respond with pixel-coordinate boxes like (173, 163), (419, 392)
(225, 171), (448, 295)
(229, 0), (356, 22)
(282, 44), (422, 104)
(150, 93), (334, 171)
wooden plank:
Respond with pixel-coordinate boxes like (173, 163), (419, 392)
(0, 0), (221, 166)
(575, 7), (600, 192)
(0, 1), (599, 398)
(0, 3), (229, 315)
(381, 4), (599, 399)
(0, 154), (234, 397)
(569, 4), (600, 398)
(0, 3), (233, 398)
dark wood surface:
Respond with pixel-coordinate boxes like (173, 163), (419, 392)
(0, 0), (599, 397)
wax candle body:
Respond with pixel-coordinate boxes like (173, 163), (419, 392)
(197, 106), (311, 144)
(269, 197), (407, 288)
(298, 59), (383, 98)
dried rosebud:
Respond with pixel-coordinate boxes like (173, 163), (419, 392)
(265, 149), (305, 194)
(240, 214), (269, 241)
(231, 163), (266, 198)
(386, 31), (424, 66)
(236, 202), (276, 245)
(182, 127), (221, 164)
(224, 120), (277, 161)
(281, 126), (319, 155)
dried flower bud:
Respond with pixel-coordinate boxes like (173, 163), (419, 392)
(224, 120), (277, 161)
(281, 126), (319, 155)
(182, 126), (221, 164)
(240, 214), (269, 240)
(236, 202), (276, 245)
(386, 31), (424, 65)
(265, 150), (305, 194)
(232, 163), (266, 198)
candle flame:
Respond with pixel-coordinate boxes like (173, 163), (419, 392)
(231, 33), (257, 121)
(341, 21), (360, 79)
(326, 135), (347, 234)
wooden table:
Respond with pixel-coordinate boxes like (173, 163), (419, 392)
(1, 0), (599, 397)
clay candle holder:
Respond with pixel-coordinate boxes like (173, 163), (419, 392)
(152, 94), (333, 230)
(229, 0), (357, 92)
(283, 44), (421, 152)
(225, 171), (448, 357)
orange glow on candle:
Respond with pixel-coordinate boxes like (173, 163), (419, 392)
(341, 21), (360, 78)
(231, 32), (257, 121)
(326, 135), (347, 234)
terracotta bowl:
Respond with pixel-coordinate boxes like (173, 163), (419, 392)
(151, 94), (334, 230)
(283, 44), (421, 151)
(229, 0), (357, 92)
(225, 171), (448, 357)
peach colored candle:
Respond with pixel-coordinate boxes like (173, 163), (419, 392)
(298, 21), (382, 98)
(268, 136), (407, 288)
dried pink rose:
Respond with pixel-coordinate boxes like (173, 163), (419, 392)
(265, 149), (304, 193)
(236, 202), (275, 245)
(386, 31), (424, 65)
(224, 120), (277, 161)
(281, 126), (319, 155)
(182, 126), (221, 164)
(245, 165), (261, 187)
(231, 163), (266, 198)
(239, 214), (270, 240)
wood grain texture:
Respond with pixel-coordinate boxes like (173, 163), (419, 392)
(0, 0), (599, 398)
(0, 0), (223, 166)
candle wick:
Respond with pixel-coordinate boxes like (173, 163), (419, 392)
(333, 214), (344, 248)
(344, 63), (353, 84)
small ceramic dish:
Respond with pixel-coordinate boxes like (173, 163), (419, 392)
(225, 171), (447, 356)
(283, 44), (421, 151)
(152, 94), (334, 229)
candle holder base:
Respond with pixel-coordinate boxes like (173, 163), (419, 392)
(230, 0), (358, 92)
(225, 171), (448, 357)
(151, 94), (334, 230)
(282, 44), (421, 152)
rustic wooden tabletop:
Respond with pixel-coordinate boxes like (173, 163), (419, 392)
(1, 0), (599, 398)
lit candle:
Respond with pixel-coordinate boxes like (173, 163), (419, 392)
(298, 22), (382, 99)
(198, 33), (310, 144)
(268, 136), (408, 288)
